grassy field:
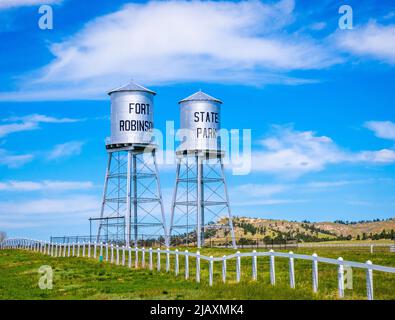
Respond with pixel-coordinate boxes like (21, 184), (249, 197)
(0, 246), (394, 300)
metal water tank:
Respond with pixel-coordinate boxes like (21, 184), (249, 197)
(179, 90), (222, 151)
(108, 81), (155, 145)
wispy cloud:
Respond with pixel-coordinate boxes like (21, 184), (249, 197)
(47, 141), (84, 160)
(251, 125), (395, 178)
(0, 180), (94, 192)
(336, 21), (395, 64)
(0, 195), (99, 230)
(230, 183), (300, 207)
(0, 0), (62, 10)
(0, 148), (33, 168)
(365, 120), (395, 141)
(0, 0), (339, 101)
(0, 113), (80, 138)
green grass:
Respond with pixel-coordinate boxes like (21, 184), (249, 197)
(0, 247), (394, 300)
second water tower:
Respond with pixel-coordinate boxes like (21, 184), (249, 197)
(169, 91), (236, 248)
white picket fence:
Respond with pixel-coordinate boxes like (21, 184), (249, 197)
(2, 238), (395, 300)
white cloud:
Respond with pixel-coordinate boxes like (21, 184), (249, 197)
(0, 180), (94, 192)
(251, 125), (395, 177)
(0, 0), (61, 10)
(0, 113), (80, 138)
(306, 180), (367, 189)
(336, 21), (395, 64)
(0, 0), (338, 101)
(231, 183), (289, 197)
(310, 22), (327, 31)
(230, 183), (300, 207)
(0, 195), (99, 230)
(357, 149), (395, 164)
(0, 195), (98, 215)
(365, 120), (395, 141)
(47, 141), (84, 160)
(0, 121), (39, 138)
(251, 125), (346, 177)
(0, 148), (33, 168)
(4, 114), (78, 124)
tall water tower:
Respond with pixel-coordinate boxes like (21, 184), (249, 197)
(169, 91), (236, 248)
(94, 81), (168, 247)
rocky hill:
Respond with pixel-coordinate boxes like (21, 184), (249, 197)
(213, 217), (395, 243)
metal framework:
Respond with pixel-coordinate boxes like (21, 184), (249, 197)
(95, 144), (168, 247)
(169, 150), (236, 248)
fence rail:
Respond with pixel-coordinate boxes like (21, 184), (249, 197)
(2, 238), (395, 300)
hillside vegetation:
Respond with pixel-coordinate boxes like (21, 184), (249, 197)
(211, 217), (395, 243)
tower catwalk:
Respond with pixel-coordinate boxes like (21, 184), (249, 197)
(169, 91), (236, 248)
(94, 81), (168, 247)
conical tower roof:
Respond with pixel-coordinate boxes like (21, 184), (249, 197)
(108, 81), (156, 95)
(179, 90), (222, 104)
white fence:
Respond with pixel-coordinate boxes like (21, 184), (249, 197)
(2, 238), (395, 300)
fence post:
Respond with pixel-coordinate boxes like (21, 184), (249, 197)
(366, 260), (374, 300)
(111, 245), (114, 263)
(142, 247), (146, 268)
(67, 243), (71, 257)
(94, 243), (97, 259)
(269, 249), (275, 285)
(166, 248), (170, 272)
(99, 243), (103, 260)
(185, 250), (189, 280)
(105, 244), (108, 261)
(209, 256), (214, 286)
(116, 245), (120, 265)
(82, 243), (86, 257)
(289, 251), (295, 289)
(236, 251), (241, 283)
(312, 253), (318, 293)
(157, 248), (161, 271)
(126, 247), (130, 268)
(62, 244), (65, 257)
(149, 248), (153, 270)
(135, 247), (139, 268)
(222, 256), (227, 283)
(71, 243), (75, 256)
(252, 250), (257, 281)
(175, 249), (179, 276)
(370, 245), (373, 254)
(338, 257), (345, 298)
(77, 243), (81, 257)
(88, 242), (91, 258)
(196, 251), (201, 283)
(122, 246), (125, 266)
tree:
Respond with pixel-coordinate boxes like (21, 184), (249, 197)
(0, 231), (6, 242)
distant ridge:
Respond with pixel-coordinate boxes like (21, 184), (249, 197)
(213, 216), (395, 242)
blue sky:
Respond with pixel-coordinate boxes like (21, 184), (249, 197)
(0, 0), (394, 240)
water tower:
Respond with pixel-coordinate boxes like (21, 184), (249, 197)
(169, 91), (236, 248)
(95, 81), (168, 247)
